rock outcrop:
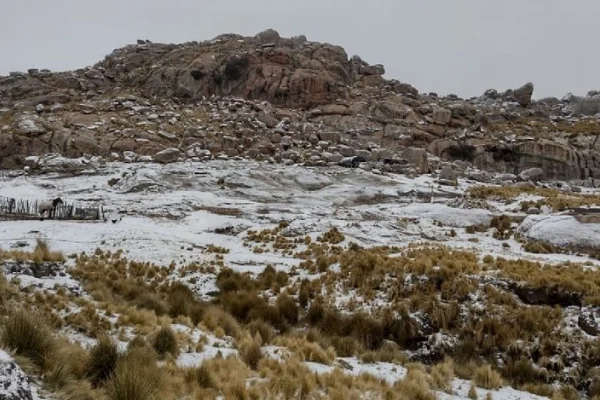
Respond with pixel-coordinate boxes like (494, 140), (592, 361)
(1, 29), (600, 182)
(0, 350), (33, 400)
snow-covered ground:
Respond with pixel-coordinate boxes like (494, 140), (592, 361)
(1, 160), (598, 270)
(3, 160), (595, 400)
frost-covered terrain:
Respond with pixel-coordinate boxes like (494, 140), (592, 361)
(1, 160), (598, 269)
(2, 161), (600, 399)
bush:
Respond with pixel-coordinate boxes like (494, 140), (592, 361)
(216, 269), (257, 293)
(202, 306), (241, 338)
(150, 326), (179, 359)
(474, 364), (503, 390)
(133, 293), (168, 316)
(502, 358), (548, 386)
(276, 293), (299, 325)
(238, 335), (263, 370)
(166, 283), (197, 318)
(393, 369), (436, 400)
(523, 241), (556, 254)
(32, 239), (65, 264)
(0, 309), (55, 368)
(246, 320), (274, 344)
(431, 358), (454, 392)
(86, 336), (120, 387)
(330, 336), (361, 357)
(105, 349), (163, 400)
(185, 364), (215, 389)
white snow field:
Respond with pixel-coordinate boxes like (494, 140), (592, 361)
(4, 160), (598, 399)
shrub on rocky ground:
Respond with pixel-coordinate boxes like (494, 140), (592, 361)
(105, 348), (163, 400)
(150, 326), (179, 359)
(85, 335), (120, 387)
(0, 308), (55, 369)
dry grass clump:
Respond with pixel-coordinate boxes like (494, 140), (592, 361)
(0, 308), (55, 369)
(469, 185), (600, 211)
(502, 358), (548, 386)
(246, 319), (275, 344)
(493, 256), (600, 305)
(430, 358), (455, 392)
(273, 336), (335, 365)
(150, 326), (180, 359)
(474, 364), (503, 389)
(85, 335), (120, 387)
(237, 333), (263, 370)
(105, 347), (164, 400)
(195, 355), (251, 397)
(165, 282), (204, 324)
(201, 305), (241, 338)
(393, 368), (437, 400)
(44, 338), (90, 391)
(0, 239), (65, 264)
(522, 240), (556, 254)
(360, 341), (407, 364)
(251, 357), (316, 399)
(216, 266), (288, 294)
(490, 215), (513, 240)
(206, 244), (230, 254)
(318, 227), (345, 244)
(466, 223), (488, 234)
(31, 239), (66, 263)
(132, 293), (168, 316)
(184, 363), (215, 391)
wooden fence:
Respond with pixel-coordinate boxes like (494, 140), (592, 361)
(0, 196), (104, 221)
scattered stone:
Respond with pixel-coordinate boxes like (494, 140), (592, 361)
(153, 148), (182, 164)
(16, 117), (45, 136)
(578, 309), (599, 336)
(519, 167), (544, 182)
(526, 207), (541, 215)
(439, 165), (458, 182)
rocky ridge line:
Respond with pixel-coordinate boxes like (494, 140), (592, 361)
(1, 29), (600, 183)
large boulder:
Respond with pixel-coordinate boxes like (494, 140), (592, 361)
(153, 148), (182, 164)
(431, 106), (452, 125)
(519, 215), (600, 253)
(401, 147), (429, 173)
(16, 116), (45, 136)
(512, 82), (534, 107)
(572, 94), (600, 116)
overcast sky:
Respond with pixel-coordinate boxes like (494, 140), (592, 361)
(1, 0), (597, 99)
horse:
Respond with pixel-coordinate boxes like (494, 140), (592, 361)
(39, 197), (64, 220)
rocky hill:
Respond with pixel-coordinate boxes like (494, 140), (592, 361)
(2, 29), (600, 182)
(4, 30), (600, 400)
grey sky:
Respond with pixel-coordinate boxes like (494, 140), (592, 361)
(1, 0), (597, 99)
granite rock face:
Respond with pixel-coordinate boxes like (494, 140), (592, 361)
(1, 30), (600, 182)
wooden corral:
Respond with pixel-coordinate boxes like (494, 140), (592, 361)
(0, 196), (104, 221)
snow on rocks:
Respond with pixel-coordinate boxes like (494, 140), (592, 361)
(519, 215), (600, 251)
(0, 350), (34, 400)
(1, 260), (83, 295)
(398, 203), (493, 228)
